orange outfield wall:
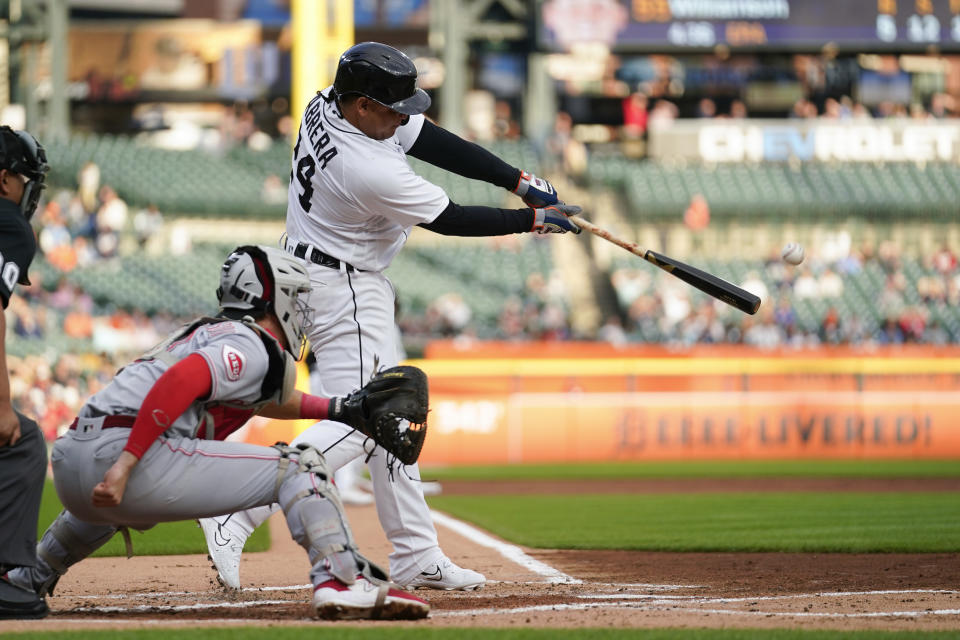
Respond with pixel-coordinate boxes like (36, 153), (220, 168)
(412, 344), (960, 464)
(241, 345), (960, 463)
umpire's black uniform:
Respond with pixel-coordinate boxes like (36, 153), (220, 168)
(0, 164), (49, 619)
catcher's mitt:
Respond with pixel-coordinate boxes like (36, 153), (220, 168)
(329, 365), (429, 465)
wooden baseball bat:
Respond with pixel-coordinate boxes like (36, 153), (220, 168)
(568, 214), (761, 315)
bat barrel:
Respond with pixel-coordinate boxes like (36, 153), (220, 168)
(644, 251), (761, 315)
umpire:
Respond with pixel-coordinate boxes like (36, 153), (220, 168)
(0, 125), (50, 619)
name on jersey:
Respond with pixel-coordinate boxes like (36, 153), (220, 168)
(302, 97), (338, 170)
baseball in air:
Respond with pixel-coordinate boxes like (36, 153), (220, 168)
(781, 242), (805, 265)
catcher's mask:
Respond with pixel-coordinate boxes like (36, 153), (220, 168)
(0, 126), (49, 221)
(217, 245), (313, 360)
(332, 41), (430, 117)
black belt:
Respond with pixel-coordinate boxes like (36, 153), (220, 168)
(69, 415), (136, 430)
(292, 243), (362, 273)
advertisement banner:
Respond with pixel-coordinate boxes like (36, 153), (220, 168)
(239, 352), (960, 463)
(647, 119), (960, 163)
(421, 390), (959, 464)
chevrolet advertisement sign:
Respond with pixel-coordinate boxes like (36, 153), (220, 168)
(647, 119), (960, 163)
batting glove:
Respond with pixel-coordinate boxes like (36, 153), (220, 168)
(531, 204), (581, 234)
(514, 170), (559, 208)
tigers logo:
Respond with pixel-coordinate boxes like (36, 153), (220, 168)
(221, 346), (246, 381)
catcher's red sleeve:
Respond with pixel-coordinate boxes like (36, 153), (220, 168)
(299, 393), (331, 420)
(123, 354), (212, 459)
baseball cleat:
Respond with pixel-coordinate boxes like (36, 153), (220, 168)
(403, 557), (485, 591)
(313, 576), (429, 620)
(198, 516), (247, 590)
(0, 573), (48, 620)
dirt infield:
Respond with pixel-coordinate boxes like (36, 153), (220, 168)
(5, 477), (959, 632)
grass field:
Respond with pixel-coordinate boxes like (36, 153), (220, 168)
(36, 460), (960, 556)
(23, 460), (960, 638)
(426, 492), (960, 552)
(419, 459), (960, 481)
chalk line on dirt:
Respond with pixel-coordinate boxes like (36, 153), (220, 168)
(434, 601), (960, 619)
(577, 588), (956, 602)
(429, 510), (582, 584)
(69, 600), (293, 613)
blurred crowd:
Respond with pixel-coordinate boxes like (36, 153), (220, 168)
(389, 238), (960, 350)
(614, 91), (958, 143)
(397, 269), (574, 345)
(11, 53), (960, 439)
(12, 164), (177, 354)
(38, 161), (167, 273)
(606, 239), (959, 349)
(9, 353), (118, 442)
(14, 211), (960, 440)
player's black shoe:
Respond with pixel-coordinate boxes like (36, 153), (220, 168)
(0, 572), (49, 619)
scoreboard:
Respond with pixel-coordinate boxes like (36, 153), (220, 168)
(539, 0), (960, 51)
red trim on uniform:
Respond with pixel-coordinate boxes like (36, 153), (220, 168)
(123, 354), (213, 459)
(299, 393), (331, 420)
(159, 438), (279, 461)
(513, 170), (529, 194)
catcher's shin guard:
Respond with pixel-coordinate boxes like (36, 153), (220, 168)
(9, 510), (118, 596)
(277, 445), (387, 586)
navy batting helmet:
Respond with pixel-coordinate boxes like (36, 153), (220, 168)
(333, 42), (431, 116)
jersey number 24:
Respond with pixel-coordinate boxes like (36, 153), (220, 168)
(291, 134), (315, 212)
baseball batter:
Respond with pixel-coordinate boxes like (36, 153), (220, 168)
(0, 127), (50, 620)
(7, 245), (430, 620)
(199, 42), (582, 591)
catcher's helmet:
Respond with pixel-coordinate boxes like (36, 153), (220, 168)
(217, 245), (313, 360)
(333, 42), (430, 115)
(0, 126), (49, 221)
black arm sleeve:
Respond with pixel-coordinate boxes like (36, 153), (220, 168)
(407, 119), (521, 191)
(419, 200), (534, 237)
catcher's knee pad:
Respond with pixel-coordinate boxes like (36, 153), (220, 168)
(271, 442), (331, 492)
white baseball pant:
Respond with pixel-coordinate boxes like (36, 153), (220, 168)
(235, 260), (444, 584)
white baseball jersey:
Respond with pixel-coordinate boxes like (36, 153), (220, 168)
(81, 321), (270, 440)
(216, 90), (464, 585)
(285, 89), (449, 272)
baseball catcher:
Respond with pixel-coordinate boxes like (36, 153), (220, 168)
(6, 245), (430, 620)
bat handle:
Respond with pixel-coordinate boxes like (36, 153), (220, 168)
(567, 215), (646, 258)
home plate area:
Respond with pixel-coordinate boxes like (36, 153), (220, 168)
(6, 505), (960, 632)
